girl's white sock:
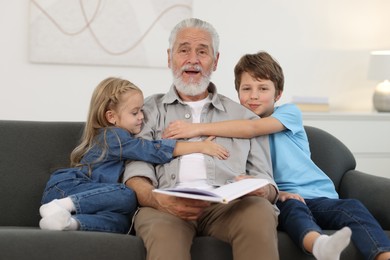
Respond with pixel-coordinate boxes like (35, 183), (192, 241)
(39, 198), (78, 231)
(39, 210), (79, 231)
(39, 198), (75, 218)
(57, 197), (76, 212)
(312, 227), (352, 260)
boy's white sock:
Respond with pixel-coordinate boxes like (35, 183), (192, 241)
(39, 210), (79, 231)
(312, 227), (352, 260)
(39, 198), (75, 218)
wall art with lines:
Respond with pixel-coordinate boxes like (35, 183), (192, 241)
(29, 0), (193, 68)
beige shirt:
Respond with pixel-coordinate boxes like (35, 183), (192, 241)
(123, 83), (277, 202)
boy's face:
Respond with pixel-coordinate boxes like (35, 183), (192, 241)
(238, 71), (281, 117)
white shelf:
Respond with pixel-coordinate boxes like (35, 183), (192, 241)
(302, 111), (390, 121)
(302, 112), (390, 179)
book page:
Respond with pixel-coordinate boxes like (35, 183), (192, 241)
(212, 178), (270, 202)
(153, 189), (225, 203)
(153, 178), (270, 203)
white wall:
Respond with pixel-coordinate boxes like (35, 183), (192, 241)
(1, 0), (390, 122)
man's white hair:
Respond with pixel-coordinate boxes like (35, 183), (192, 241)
(168, 18), (220, 59)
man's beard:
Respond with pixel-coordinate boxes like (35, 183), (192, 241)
(172, 64), (212, 96)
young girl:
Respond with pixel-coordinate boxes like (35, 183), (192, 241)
(162, 52), (390, 260)
(39, 77), (229, 234)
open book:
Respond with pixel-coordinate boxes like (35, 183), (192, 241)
(152, 178), (270, 204)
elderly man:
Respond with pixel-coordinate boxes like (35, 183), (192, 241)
(123, 18), (279, 260)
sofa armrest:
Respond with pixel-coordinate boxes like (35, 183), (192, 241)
(339, 170), (390, 230)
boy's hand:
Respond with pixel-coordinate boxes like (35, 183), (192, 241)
(202, 136), (229, 160)
(278, 191), (305, 204)
(163, 120), (199, 139)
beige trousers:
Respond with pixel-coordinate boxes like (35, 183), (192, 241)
(134, 196), (279, 260)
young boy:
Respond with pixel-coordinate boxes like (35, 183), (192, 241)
(162, 51), (390, 260)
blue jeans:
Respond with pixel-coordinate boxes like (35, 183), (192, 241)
(41, 176), (137, 234)
(277, 197), (390, 260)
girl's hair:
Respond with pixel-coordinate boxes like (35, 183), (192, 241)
(234, 51), (284, 96)
(70, 77), (142, 167)
(168, 18), (220, 59)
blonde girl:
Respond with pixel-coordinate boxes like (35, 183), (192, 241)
(39, 77), (228, 233)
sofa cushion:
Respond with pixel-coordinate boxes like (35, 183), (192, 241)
(0, 227), (145, 260)
(304, 126), (356, 192)
(0, 120), (84, 226)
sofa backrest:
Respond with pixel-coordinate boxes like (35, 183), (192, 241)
(0, 120), (84, 227)
(304, 125), (356, 192)
(0, 121), (356, 227)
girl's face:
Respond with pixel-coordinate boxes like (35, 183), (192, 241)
(238, 72), (281, 117)
(107, 91), (144, 135)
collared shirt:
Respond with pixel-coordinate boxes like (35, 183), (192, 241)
(123, 83), (277, 196)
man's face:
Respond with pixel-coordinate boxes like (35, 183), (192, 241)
(168, 28), (219, 100)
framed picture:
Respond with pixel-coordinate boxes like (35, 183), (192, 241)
(29, 0), (193, 68)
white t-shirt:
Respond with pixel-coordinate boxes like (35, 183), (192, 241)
(176, 96), (213, 190)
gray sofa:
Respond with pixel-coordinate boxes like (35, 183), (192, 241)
(0, 120), (389, 260)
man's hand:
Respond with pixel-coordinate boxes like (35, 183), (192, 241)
(246, 184), (277, 202)
(163, 120), (198, 139)
(126, 177), (211, 221)
(234, 175), (278, 203)
(154, 192), (211, 221)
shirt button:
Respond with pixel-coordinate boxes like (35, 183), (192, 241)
(171, 174), (176, 180)
(184, 113), (191, 119)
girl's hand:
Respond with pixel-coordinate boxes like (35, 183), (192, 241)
(201, 136), (229, 160)
(163, 120), (199, 139)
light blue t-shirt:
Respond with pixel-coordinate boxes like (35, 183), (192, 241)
(270, 103), (338, 199)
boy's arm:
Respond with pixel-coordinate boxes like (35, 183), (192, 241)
(163, 117), (285, 139)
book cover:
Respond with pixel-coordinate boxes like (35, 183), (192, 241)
(295, 103), (330, 112)
(291, 96), (330, 112)
(152, 178), (270, 204)
(291, 96), (329, 104)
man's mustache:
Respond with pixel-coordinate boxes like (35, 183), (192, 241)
(180, 64), (203, 73)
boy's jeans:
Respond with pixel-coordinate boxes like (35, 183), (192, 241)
(277, 197), (390, 260)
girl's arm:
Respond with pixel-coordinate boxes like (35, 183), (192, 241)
(173, 136), (229, 160)
(163, 117), (285, 139)
(104, 128), (229, 164)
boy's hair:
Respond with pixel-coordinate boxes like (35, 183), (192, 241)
(234, 51), (284, 96)
(168, 18), (220, 59)
(70, 77), (142, 167)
